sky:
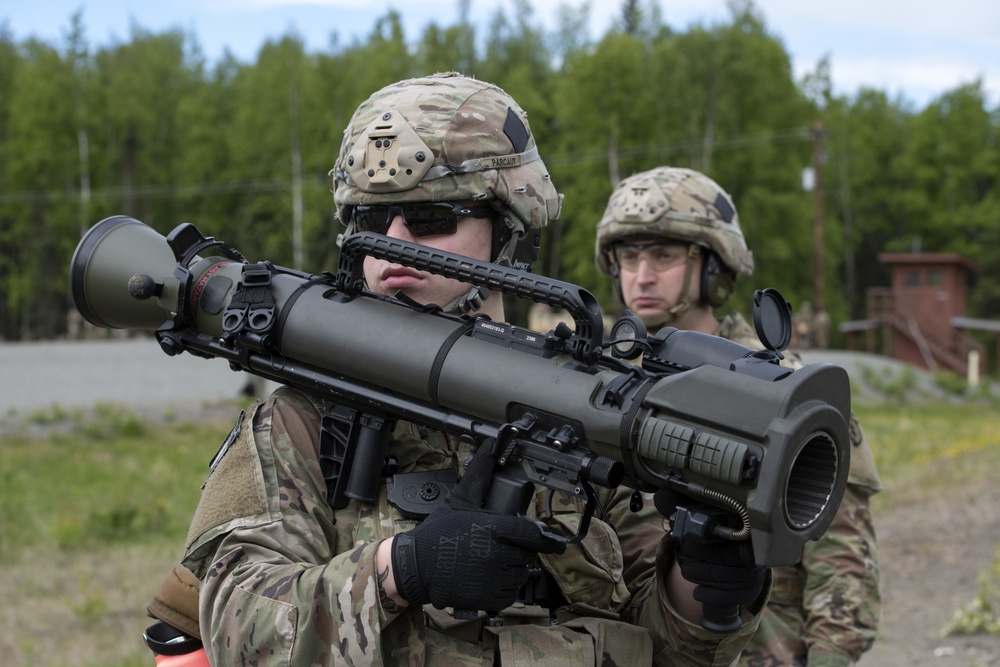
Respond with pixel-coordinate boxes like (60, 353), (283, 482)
(2, 0), (998, 110)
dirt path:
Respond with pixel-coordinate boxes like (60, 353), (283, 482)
(859, 478), (1000, 666)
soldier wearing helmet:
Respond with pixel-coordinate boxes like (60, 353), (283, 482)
(596, 166), (882, 667)
(333, 72), (562, 317)
(595, 166), (754, 333)
(178, 77), (770, 667)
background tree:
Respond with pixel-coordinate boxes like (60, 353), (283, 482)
(172, 51), (243, 249)
(476, 0), (555, 144)
(219, 33), (307, 266)
(93, 28), (195, 225)
(4, 37), (82, 337)
(550, 30), (656, 301)
(0, 23), (24, 338)
(823, 88), (916, 317)
(416, 0), (477, 75)
(895, 82), (1000, 262)
(0, 0), (997, 343)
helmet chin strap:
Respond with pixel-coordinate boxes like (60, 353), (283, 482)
(442, 285), (491, 315)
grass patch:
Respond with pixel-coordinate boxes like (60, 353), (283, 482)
(0, 404), (236, 667)
(0, 404), (231, 557)
(939, 548), (1000, 637)
(2, 395), (999, 664)
(853, 402), (1000, 512)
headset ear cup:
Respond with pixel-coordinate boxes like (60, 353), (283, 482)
(708, 271), (735, 307)
(509, 227), (540, 271)
(701, 252), (734, 308)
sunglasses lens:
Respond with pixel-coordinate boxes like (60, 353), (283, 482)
(404, 205), (458, 236)
(351, 203), (492, 237)
(353, 206), (392, 234)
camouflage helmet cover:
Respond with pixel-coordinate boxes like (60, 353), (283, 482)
(333, 72), (562, 261)
(594, 166), (754, 277)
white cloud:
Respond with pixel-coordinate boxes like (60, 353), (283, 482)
(745, 0), (1000, 105)
(829, 53), (998, 102)
(207, 0), (376, 9)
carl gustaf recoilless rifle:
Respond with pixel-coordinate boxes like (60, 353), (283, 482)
(70, 215), (851, 634)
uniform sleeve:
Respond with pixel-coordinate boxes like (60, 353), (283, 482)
(612, 491), (772, 667)
(181, 387), (398, 666)
(799, 483), (881, 666)
(798, 413), (882, 666)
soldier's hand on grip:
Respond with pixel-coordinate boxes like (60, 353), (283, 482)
(655, 488), (767, 632)
(391, 501), (564, 611)
(675, 534), (766, 610)
(391, 439), (565, 611)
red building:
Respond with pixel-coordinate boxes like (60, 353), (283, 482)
(842, 252), (986, 375)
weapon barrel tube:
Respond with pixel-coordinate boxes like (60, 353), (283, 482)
(69, 217), (852, 567)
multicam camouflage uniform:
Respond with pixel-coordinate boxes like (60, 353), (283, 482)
(594, 167), (882, 666)
(181, 386), (769, 666)
(179, 72), (771, 666)
(720, 312), (882, 667)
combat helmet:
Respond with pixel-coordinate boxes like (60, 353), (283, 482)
(333, 72), (562, 275)
(595, 166), (754, 308)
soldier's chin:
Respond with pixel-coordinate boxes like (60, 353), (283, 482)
(631, 305), (669, 327)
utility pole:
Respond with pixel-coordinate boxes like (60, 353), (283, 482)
(812, 120), (825, 311)
(289, 63), (304, 271)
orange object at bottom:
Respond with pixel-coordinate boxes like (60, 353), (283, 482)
(144, 621), (209, 667)
(154, 647), (210, 666)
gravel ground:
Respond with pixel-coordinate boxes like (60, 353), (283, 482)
(1, 336), (277, 419)
(1, 340), (957, 417)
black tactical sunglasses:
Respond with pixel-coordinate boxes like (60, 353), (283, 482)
(349, 202), (496, 237)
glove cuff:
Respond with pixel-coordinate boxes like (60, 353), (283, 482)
(391, 534), (429, 606)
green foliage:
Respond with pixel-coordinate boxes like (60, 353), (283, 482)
(0, 404), (229, 556)
(934, 369), (970, 395)
(26, 403), (76, 425)
(969, 209), (1000, 319)
(859, 362), (918, 403)
(939, 548), (1000, 637)
(898, 84), (1000, 260)
(416, 12), (477, 75)
(2, 4), (999, 340)
(823, 89), (912, 317)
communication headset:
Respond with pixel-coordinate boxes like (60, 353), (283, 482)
(492, 212), (542, 272)
(701, 249), (736, 308)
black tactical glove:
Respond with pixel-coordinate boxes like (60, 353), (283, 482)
(655, 488), (767, 632)
(391, 439), (565, 611)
